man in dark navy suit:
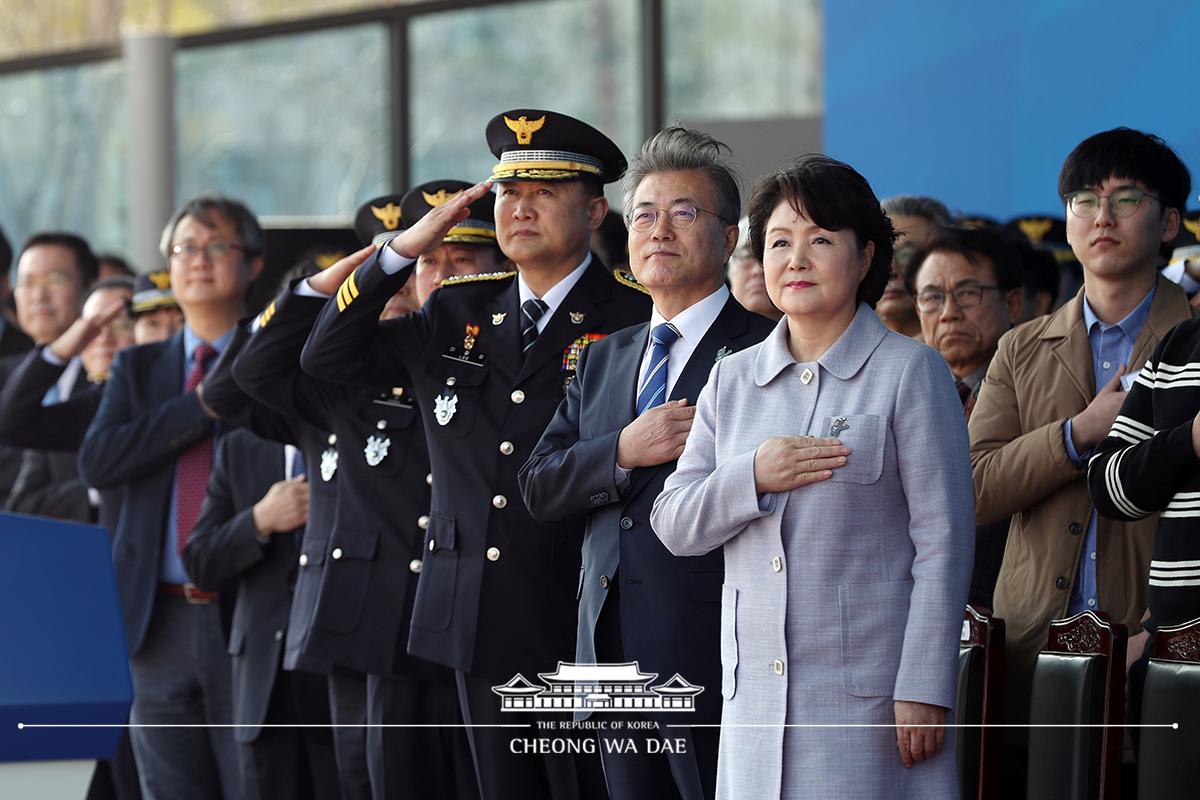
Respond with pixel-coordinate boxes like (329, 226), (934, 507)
(184, 429), (340, 800)
(520, 128), (776, 800)
(78, 195), (264, 800)
(300, 110), (652, 800)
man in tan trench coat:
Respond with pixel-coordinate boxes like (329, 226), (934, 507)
(968, 127), (1193, 794)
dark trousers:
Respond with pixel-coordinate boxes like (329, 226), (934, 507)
(455, 670), (606, 800)
(239, 668), (341, 800)
(127, 596), (240, 800)
(328, 666), (372, 800)
(366, 673), (478, 799)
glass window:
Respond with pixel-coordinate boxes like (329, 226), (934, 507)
(174, 24), (389, 220)
(409, 0), (640, 187)
(665, 0), (822, 121)
(0, 60), (127, 265)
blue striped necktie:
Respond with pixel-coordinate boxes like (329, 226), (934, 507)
(636, 323), (681, 415)
(521, 298), (549, 352)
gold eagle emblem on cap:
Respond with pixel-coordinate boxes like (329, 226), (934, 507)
(423, 188), (462, 207)
(504, 115), (546, 145)
(1184, 218), (1200, 241)
(371, 202), (403, 231)
(148, 271), (171, 289)
(315, 252), (344, 270)
(1018, 218), (1053, 245)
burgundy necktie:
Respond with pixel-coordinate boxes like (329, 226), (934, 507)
(176, 343), (217, 554)
(955, 379), (972, 407)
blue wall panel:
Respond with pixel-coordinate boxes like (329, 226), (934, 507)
(825, 1), (1200, 218)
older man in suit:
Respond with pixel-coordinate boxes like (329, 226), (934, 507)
(78, 195), (264, 800)
(519, 127), (775, 800)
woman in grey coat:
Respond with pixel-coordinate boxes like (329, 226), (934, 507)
(652, 155), (974, 800)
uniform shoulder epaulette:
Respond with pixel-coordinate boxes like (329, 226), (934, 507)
(441, 270), (517, 287)
(612, 268), (649, 296)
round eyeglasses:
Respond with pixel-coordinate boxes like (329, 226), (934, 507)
(1065, 189), (1159, 219)
(626, 204), (725, 232)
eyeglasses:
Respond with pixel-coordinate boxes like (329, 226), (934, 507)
(170, 241), (244, 261)
(916, 284), (1000, 313)
(1065, 189), (1159, 219)
(626, 204), (725, 232)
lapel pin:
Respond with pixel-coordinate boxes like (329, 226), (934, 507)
(569, 311), (585, 324)
(829, 416), (850, 438)
(492, 312), (507, 325)
(715, 346), (732, 362)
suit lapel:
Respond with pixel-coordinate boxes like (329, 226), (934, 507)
(603, 325), (648, 434)
(516, 260), (611, 384)
(487, 280), (523, 366)
(154, 332), (187, 404)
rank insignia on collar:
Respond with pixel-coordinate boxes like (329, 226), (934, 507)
(715, 346), (732, 362)
(492, 312), (507, 325)
(464, 324), (480, 352)
(569, 311), (585, 324)
(364, 434), (391, 466)
(434, 389), (458, 426)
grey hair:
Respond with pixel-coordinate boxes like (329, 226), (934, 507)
(158, 195), (265, 260)
(621, 127), (741, 226)
(880, 195), (954, 227)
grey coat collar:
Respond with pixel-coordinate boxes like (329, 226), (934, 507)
(754, 303), (889, 387)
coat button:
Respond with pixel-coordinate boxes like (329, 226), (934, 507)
(619, 516), (634, 530)
(331, 547), (343, 560)
(274, 630), (284, 641)
(486, 546), (501, 562)
(499, 441), (514, 455)
(511, 389), (526, 404)
(1068, 522), (1083, 535)
(409, 559), (422, 574)
(418, 515), (430, 530)
(493, 494), (507, 509)
(426, 473), (433, 486)
(1055, 576), (1069, 590)
(327, 433), (337, 445)
(428, 539), (437, 552)
(600, 575), (609, 588)
(800, 368), (814, 385)
(298, 553), (309, 567)
(772, 659), (785, 675)
(771, 556), (782, 572)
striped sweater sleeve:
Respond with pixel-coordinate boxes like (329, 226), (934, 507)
(1087, 331), (1200, 521)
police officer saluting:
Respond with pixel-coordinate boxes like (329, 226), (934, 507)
(301, 109), (652, 800)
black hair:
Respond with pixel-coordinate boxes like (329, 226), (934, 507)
(747, 154), (895, 308)
(1058, 128), (1191, 213)
(19, 231), (100, 287)
(905, 226), (1023, 297)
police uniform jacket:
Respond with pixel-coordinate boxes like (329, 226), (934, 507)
(301, 251), (652, 679)
(202, 324), (335, 675)
(520, 295), (775, 724)
(234, 284), (444, 681)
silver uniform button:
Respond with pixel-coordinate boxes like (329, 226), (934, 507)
(409, 559), (423, 574)
(499, 441), (514, 456)
(486, 546), (501, 562)
(298, 553), (309, 567)
(376, 420), (386, 430)
(492, 495), (507, 509)
(510, 389), (525, 404)
(428, 539), (436, 552)
(426, 473), (433, 486)
(418, 515), (430, 530)
(800, 368), (814, 385)
(446, 376), (457, 386)
(772, 659), (785, 675)
(327, 433), (337, 445)
(331, 547), (343, 560)
(274, 630), (284, 641)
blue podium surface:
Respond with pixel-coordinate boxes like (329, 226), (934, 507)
(0, 512), (132, 762)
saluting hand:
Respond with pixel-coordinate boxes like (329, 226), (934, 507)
(48, 298), (128, 361)
(616, 399), (696, 469)
(753, 436), (849, 493)
(306, 244), (378, 296)
(389, 179), (494, 259)
(252, 475), (310, 536)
